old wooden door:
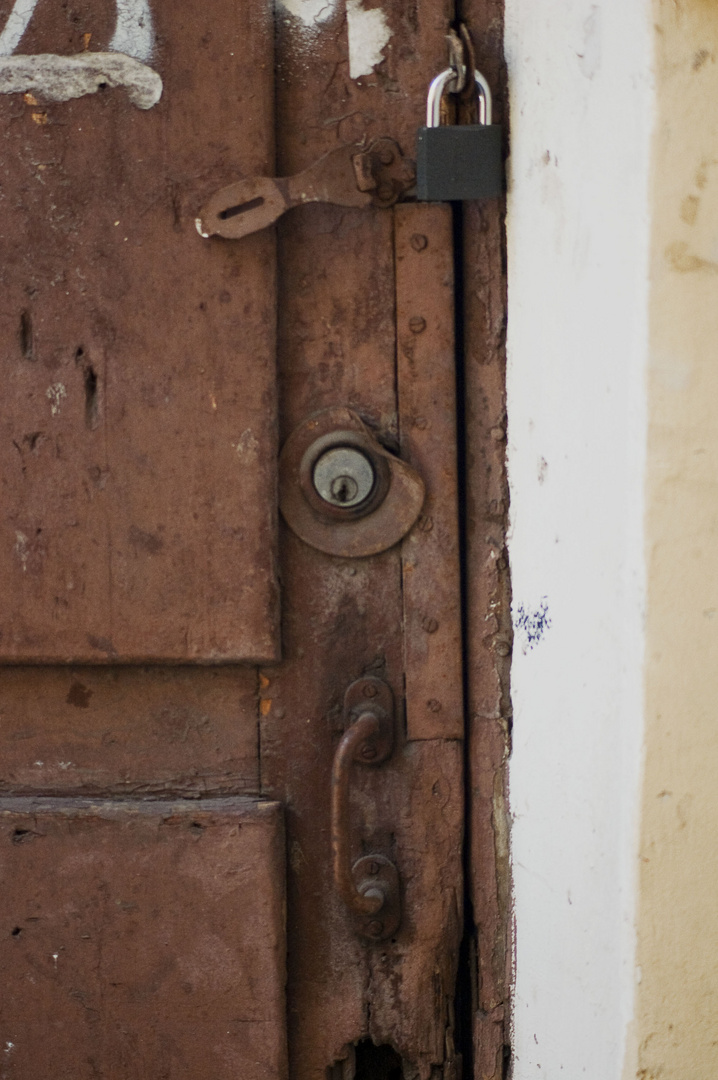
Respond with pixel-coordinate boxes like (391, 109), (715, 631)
(0, 0), (470, 1077)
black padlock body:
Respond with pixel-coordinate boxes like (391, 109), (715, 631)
(416, 124), (503, 201)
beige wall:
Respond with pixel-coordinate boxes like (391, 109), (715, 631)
(633, 3), (718, 1076)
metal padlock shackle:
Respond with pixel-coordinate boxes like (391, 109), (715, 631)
(426, 67), (493, 128)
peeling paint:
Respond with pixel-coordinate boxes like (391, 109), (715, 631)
(346, 0), (391, 79)
(232, 429), (260, 460)
(45, 382), (66, 416)
(14, 531), (28, 572)
(0, 0), (155, 62)
(278, 0), (337, 28)
(0, 0), (38, 57)
(108, 0), (154, 64)
(0, 53), (162, 109)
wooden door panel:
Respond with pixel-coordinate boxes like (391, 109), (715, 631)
(0, 0), (279, 663)
(0, 796), (287, 1080)
(264, 205), (463, 1079)
(396, 205), (463, 742)
(367, 739), (463, 1065)
(0, 667), (260, 796)
(0, 0), (477, 1072)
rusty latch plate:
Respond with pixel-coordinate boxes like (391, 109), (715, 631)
(197, 139), (416, 241)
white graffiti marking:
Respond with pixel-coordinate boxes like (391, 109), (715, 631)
(109, 0), (154, 64)
(0, 0), (38, 57)
(0, 0), (160, 107)
(0, 0), (154, 62)
(0, 52), (162, 109)
(346, 0), (391, 80)
(279, 0), (337, 28)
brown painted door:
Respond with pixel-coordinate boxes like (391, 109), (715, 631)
(0, 1), (465, 1077)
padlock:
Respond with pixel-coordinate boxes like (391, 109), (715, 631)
(416, 67), (503, 201)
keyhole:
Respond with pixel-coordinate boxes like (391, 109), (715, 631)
(312, 446), (376, 509)
(330, 475), (359, 504)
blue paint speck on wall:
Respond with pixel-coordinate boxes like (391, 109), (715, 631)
(515, 599), (551, 651)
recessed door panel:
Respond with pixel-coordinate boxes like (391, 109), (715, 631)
(0, 797), (287, 1080)
(0, 666), (260, 796)
(0, 0), (279, 663)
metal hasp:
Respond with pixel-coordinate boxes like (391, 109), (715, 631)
(331, 677), (401, 942)
(416, 67), (503, 201)
(197, 138), (416, 241)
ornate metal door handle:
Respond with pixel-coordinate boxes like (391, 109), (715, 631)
(331, 677), (401, 941)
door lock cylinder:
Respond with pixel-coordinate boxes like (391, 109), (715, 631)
(313, 446), (376, 509)
(279, 407), (425, 557)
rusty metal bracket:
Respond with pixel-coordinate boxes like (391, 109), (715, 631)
(331, 677), (401, 941)
(196, 139), (416, 241)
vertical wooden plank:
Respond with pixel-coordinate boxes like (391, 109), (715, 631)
(458, 4), (512, 1077)
(265, 1), (459, 1075)
(370, 206), (464, 1077)
(263, 202), (401, 1080)
(368, 739), (464, 1079)
(396, 203), (463, 741)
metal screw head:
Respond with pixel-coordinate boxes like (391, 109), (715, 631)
(313, 446), (375, 508)
(366, 920), (384, 938)
(359, 742), (378, 761)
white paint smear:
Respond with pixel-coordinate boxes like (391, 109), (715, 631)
(0, 0), (154, 62)
(346, 0), (390, 79)
(0, 0), (39, 57)
(279, 0), (336, 27)
(109, 0), (154, 64)
(0, 53), (162, 109)
(46, 382), (66, 417)
(14, 531), (28, 573)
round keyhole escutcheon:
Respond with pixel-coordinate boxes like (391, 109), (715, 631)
(279, 407), (425, 557)
(312, 446), (376, 509)
(298, 429), (391, 524)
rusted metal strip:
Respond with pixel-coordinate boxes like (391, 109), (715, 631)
(396, 203), (463, 741)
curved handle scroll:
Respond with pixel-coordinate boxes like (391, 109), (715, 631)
(330, 678), (401, 941)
